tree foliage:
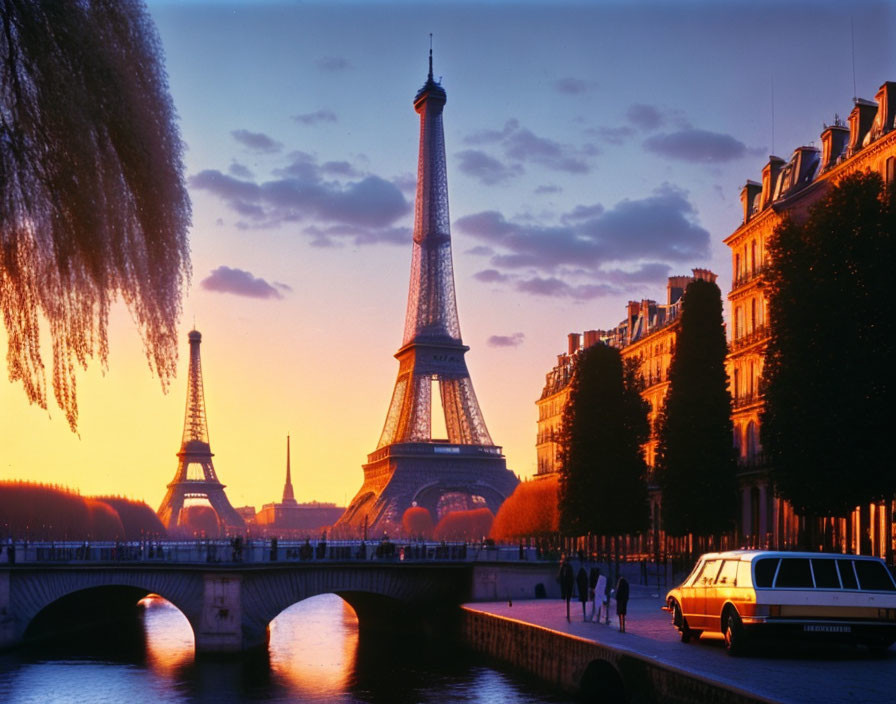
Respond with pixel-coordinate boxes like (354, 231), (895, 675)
(762, 172), (896, 518)
(490, 474), (559, 540)
(558, 343), (649, 536)
(0, 480), (165, 539)
(657, 279), (737, 537)
(401, 506), (434, 539)
(433, 508), (494, 541)
(0, 1), (191, 429)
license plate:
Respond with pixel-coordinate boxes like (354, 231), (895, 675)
(803, 624), (851, 633)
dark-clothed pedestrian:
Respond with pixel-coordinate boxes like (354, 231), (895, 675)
(615, 576), (630, 632)
(557, 555), (574, 622)
(576, 565), (589, 620)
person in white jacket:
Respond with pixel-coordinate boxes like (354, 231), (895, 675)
(592, 570), (608, 623)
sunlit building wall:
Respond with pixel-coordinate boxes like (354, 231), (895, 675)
(535, 269), (716, 486)
(725, 81), (896, 555)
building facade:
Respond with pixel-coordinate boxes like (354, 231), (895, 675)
(536, 269), (717, 485)
(726, 81), (896, 554)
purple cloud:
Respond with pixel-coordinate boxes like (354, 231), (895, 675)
(535, 184), (562, 195)
(644, 129), (752, 163)
(516, 277), (616, 300)
(627, 104), (666, 131)
(189, 149), (411, 246)
(463, 119), (593, 174)
(455, 149), (523, 185)
(228, 162), (253, 179)
(201, 266), (285, 299)
(552, 77), (592, 95)
(230, 129), (282, 153)
(453, 184), (710, 299)
(473, 268), (508, 283)
(316, 56), (350, 72)
(488, 332), (525, 347)
(294, 109), (338, 126)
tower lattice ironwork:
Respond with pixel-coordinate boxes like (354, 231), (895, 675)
(157, 330), (245, 535)
(338, 49), (518, 534)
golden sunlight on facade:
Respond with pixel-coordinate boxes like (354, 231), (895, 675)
(726, 81), (896, 556)
(536, 268), (717, 527)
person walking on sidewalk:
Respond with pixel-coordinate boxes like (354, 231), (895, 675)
(557, 555), (574, 622)
(615, 575), (630, 632)
(576, 564), (590, 621)
(593, 569), (608, 623)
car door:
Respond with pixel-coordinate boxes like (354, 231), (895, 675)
(692, 558), (723, 629)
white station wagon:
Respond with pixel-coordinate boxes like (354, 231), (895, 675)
(664, 550), (896, 655)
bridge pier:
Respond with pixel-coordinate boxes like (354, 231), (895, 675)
(194, 573), (266, 654)
(0, 571), (15, 650)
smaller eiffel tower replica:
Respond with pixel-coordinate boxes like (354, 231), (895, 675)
(157, 330), (245, 535)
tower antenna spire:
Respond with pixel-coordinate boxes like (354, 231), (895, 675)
(428, 33), (433, 80)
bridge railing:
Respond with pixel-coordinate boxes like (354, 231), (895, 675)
(1, 539), (546, 566)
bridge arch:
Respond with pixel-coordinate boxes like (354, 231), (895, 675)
(9, 570), (204, 647)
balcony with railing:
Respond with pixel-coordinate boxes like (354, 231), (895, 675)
(730, 324), (769, 352)
(731, 263), (767, 291)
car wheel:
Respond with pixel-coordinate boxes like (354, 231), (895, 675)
(724, 610), (745, 656)
(672, 602), (695, 643)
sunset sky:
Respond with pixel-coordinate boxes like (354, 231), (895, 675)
(2, 0), (894, 513)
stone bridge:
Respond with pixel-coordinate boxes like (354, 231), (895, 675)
(0, 548), (556, 655)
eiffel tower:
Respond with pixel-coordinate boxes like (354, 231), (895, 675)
(338, 48), (518, 534)
(157, 330), (245, 535)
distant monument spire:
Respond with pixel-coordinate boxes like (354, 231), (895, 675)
(428, 33), (433, 81)
(282, 435), (297, 504)
(157, 329), (245, 535)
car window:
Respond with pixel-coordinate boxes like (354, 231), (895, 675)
(737, 560), (753, 588)
(811, 559), (840, 589)
(837, 560), (858, 590)
(854, 560), (896, 591)
(754, 557), (779, 587)
(697, 559), (722, 585)
(716, 559), (739, 586)
(775, 558), (813, 588)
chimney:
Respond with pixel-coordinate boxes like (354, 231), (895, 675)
(847, 98), (878, 155)
(820, 120), (850, 171)
(869, 81), (896, 142)
(567, 332), (581, 355)
(760, 156), (785, 209)
(740, 180), (762, 223)
(691, 268), (717, 284)
(583, 330), (600, 348)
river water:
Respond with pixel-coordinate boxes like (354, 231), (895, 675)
(0, 593), (574, 703)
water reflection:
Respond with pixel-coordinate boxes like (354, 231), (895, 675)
(0, 593), (573, 703)
(269, 594), (359, 696)
(140, 594), (193, 677)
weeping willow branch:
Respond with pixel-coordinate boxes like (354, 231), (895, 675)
(0, 0), (191, 430)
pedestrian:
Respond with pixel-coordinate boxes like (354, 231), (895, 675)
(595, 569), (608, 623)
(576, 564), (589, 620)
(615, 575), (630, 632)
(557, 554), (574, 622)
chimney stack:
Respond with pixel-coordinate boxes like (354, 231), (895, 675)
(820, 120), (850, 171)
(740, 180), (762, 223)
(567, 332), (581, 355)
(583, 330), (600, 348)
(760, 156), (786, 209)
(847, 98), (878, 155)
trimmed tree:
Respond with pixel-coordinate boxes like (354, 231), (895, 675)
(762, 172), (895, 535)
(557, 343), (649, 537)
(658, 279), (737, 538)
